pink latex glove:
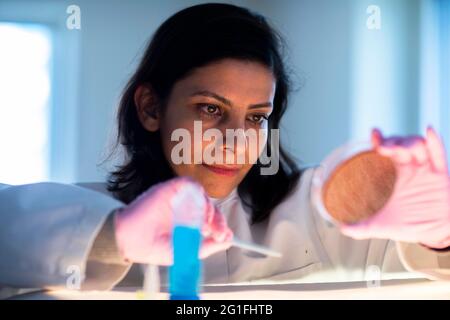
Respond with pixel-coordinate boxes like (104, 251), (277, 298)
(340, 127), (450, 249)
(114, 176), (233, 265)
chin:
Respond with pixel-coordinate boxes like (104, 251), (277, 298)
(174, 167), (243, 198)
(200, 179), (236, 199)
(203, 186), (232, 199)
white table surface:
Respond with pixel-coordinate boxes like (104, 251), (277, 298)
(12, 279), (450, 300)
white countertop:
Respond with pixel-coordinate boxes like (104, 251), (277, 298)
(12, 279), (450, 300)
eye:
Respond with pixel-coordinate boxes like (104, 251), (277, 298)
(247, 114), (269, 124)
(198, 104), (222, 118)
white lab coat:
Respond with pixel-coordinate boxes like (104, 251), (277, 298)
(0, 166), (449, 299)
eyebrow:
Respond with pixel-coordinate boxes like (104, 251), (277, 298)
(190, 90), (273, 110)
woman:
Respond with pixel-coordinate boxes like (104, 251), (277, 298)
(1, 3), (449, 297)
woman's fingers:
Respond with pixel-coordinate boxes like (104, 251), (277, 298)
(210, 208), (233, 242)
(339, 220), (373, 240)
(371, 128), (383, 148)
(200, 206), (233, 258)
(375, 133), (428, 165)
(202, 203), (233, 242)
(408, 138), (428, 165)
(378, 144), (412, 164)
(426, 126), (449, 174)
(202, 200), (215, 237)
(375, 127), (448, 170)
(199, 237), (233, 259)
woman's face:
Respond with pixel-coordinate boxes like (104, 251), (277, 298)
(141, 59), (276, 198)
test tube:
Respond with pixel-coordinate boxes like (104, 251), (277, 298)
(169, 184), (205, 300)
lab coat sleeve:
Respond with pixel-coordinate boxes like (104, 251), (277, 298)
(0, 182), (132, 295)
(394, 242), (450, 280)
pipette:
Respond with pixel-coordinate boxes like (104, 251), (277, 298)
(231, 237), (282, 258)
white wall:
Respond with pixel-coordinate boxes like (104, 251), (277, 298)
(349, 0), (420, 140)
(254, 0), (354, 166)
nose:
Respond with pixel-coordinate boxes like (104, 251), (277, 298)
(220, 119), (248, 164)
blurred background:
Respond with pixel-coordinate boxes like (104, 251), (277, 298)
(0, 0), (449, 185)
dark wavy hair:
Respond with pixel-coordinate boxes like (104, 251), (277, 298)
(107, 3), (305, 223)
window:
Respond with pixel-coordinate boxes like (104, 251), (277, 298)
(0, 23), (52, 185)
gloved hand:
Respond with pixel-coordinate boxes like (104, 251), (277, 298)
(114, 176), (233, 265)
(340, 127), (450, 249)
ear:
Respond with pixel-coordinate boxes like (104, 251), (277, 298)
(134, 84), (161, 132)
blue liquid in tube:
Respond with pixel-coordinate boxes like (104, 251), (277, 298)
(169, 225), (202, 300)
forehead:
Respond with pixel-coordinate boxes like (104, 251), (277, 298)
(172, 59), (276, 104)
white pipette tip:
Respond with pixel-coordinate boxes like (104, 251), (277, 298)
(143, 264), (160, 299)
(231, 237), (282, 258)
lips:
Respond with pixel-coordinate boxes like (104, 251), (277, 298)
(202, 163), (241, 176)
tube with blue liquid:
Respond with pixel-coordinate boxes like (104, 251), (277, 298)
(169, 185), (205, 300)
